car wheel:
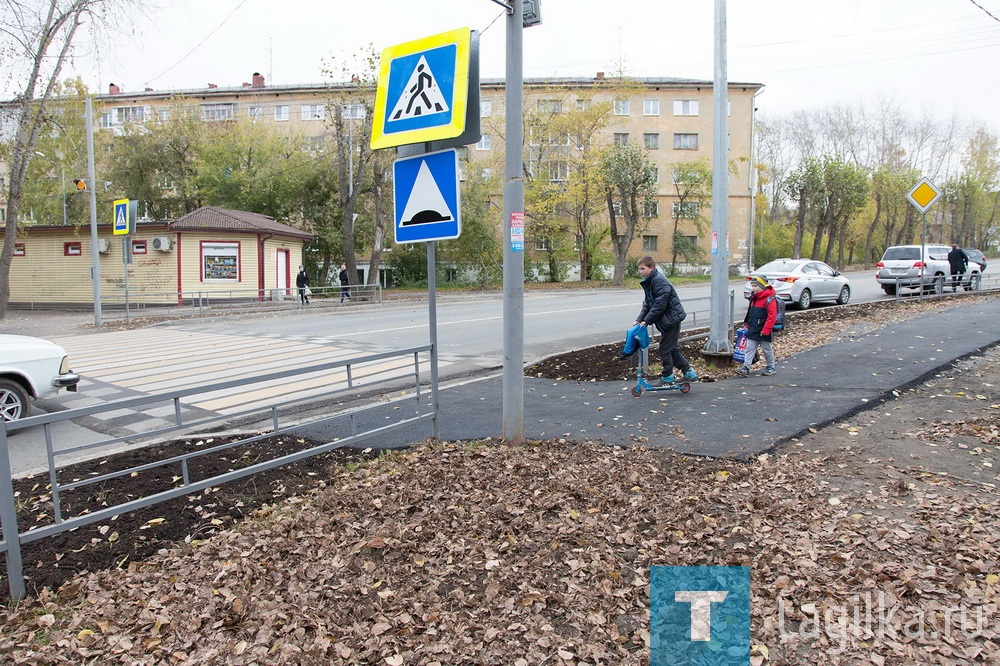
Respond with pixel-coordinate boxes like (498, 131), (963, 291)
(967, 273), (980, 292)
(797, 289), (812, 310)
(0, 379), (30, 422)
(882, 284), (897, 296)
(836, 285), (850, 305)
(933, 276), (945, 294)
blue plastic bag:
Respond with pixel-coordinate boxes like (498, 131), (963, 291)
(621, 323), (650, 358)
(733, 327), (749, 363)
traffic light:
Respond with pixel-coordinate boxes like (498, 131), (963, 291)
(73, 179), (87, 191)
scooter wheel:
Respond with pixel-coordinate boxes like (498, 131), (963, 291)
(679, 382), (691, 393)
(631, 386), (643, 397)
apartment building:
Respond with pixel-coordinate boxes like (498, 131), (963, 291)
(8, 71), (762, 285)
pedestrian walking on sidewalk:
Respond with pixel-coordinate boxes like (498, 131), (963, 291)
(296, 265), (310, 304)
(735, 276), (777, 377)
(948, 244), (968, 292)
(634, 256), (697, 386)
(339, 264), (351, 303)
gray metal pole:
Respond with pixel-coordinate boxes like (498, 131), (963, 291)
(85, 97), (103, 327)
(427, 240), (440, 438)
(704, 0), (731, 354)
(503, 0), (525, 443)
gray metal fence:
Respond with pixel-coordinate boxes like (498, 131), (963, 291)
(0, 344), (438, 600)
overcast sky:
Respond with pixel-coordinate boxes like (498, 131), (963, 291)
(62, 0), (1000, 133)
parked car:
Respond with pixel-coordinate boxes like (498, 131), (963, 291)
(964, 248), (987, 272)
(875, 244), (981, 295)
(743, 258), (851, 310)
(0, 335), (80, 421)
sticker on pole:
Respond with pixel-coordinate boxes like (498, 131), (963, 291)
(907, 177), (941, 214)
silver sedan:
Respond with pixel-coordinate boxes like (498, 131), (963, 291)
(744, 259), (851, 309)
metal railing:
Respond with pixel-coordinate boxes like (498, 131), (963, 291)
(99, 283), (384, 322)
(886, 272), (998, 303)
(0, 344), (437, 600)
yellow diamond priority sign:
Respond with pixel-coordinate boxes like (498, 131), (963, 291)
(906, 177), (941, 214)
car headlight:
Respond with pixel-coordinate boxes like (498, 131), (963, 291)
(59, 356), (71, 374)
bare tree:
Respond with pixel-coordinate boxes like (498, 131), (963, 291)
(0, 0), (137, 318)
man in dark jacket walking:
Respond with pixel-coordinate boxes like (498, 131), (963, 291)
(295, 265), (310, 304)
(947, 244), (968, 292)
(633, 256), (697, 385)
(735, 276), (777, 377)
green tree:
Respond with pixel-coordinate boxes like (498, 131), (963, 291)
(0, 0), (142, 318)
(601, 142), (657, 285)
(667, 160), (712, 275)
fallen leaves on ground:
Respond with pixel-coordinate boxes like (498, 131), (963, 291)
(1, 435), (996, 664)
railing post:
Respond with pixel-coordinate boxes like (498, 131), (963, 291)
(0, 427), (25, 600)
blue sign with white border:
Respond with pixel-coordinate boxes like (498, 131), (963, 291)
(650, 566), (750, 665)
(393, 148), (461, 243)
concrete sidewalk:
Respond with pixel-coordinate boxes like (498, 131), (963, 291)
(295, 298), (1000, 458)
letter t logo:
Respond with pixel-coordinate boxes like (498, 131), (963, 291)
(674, 590), (729, 641)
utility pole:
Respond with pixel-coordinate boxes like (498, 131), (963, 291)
(703, 0), (731, 358)
(503, 0), (525, 444)
(85, 96), (102, 327)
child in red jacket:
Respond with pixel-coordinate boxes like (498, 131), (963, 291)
(735, 276), (777, 377)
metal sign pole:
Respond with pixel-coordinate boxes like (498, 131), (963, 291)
(123, 237), (131, 324)
(427, 240), (439, 438)
(503, 0), (525, 444)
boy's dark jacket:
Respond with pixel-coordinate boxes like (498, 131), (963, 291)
(637, 268), (686, 332)
(744, 285), (778, 341)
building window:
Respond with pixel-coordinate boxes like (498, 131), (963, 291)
(576, 99), (589, 110)
(673, 100), (700, 116)
(684, 235), (698, 248)
(158, 109), (171, 122)
(643, 235), (658, 251)
(612, 201), (623, 216)
(305, 135), (325, 152)
(480, 100), (492, 117)
(613, 133), (629, 146)
(201, 103), (236, 121)
(64, 242), (82, 256)
(652, 167), (660, 184)
(302, 104), (326, 120)
(476, 134), (491, 150)
(248, 106), (262, 120)
(132, 239), (147, 254)
(673, 202), (699, 218)
(548, 160), (569, 182)
(274, 105), (289, 121)
(674, 133), (699, 150)
(643, 100), (660, 116)
(343, 104), (366, 119)
(643, 202), (659, 218)
(100, 112), (114, 128)
(643, 133), (659, 149)
(537, 99), (561, 114)
(737, 238), (748, 249)
(535, 237), (549, 251)
(202, 242), (240, 281)
(14, 243), (25, 257)
(613, 99), (630, 116)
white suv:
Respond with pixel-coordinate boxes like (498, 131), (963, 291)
(875, 244), (981, 295)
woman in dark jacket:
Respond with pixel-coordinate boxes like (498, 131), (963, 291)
(634, 256), (697, 385)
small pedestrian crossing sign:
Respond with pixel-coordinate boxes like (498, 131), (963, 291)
(113, 198), (131, 235)
(371, 27), (471, 150)
(393, 149), (461, 243)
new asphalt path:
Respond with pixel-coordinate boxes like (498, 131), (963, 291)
(295, 297), (1000, 458)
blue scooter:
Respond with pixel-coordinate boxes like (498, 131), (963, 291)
(627, 330), (691, 397)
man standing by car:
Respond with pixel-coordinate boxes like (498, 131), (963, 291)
(948, 244), (968, 292)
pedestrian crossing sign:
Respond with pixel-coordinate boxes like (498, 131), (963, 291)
(113, 198), (131, 235)
(371, 27), (471, 150)
(393, 148), (461, 243)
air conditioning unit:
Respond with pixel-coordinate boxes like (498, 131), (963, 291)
(151, 236), (173, 251)
(97, 239), (111, 254)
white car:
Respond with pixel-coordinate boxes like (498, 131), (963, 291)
(875, 244), (981, 295)
(0, 335), (80, 421)
(743, 258), (851, 309)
